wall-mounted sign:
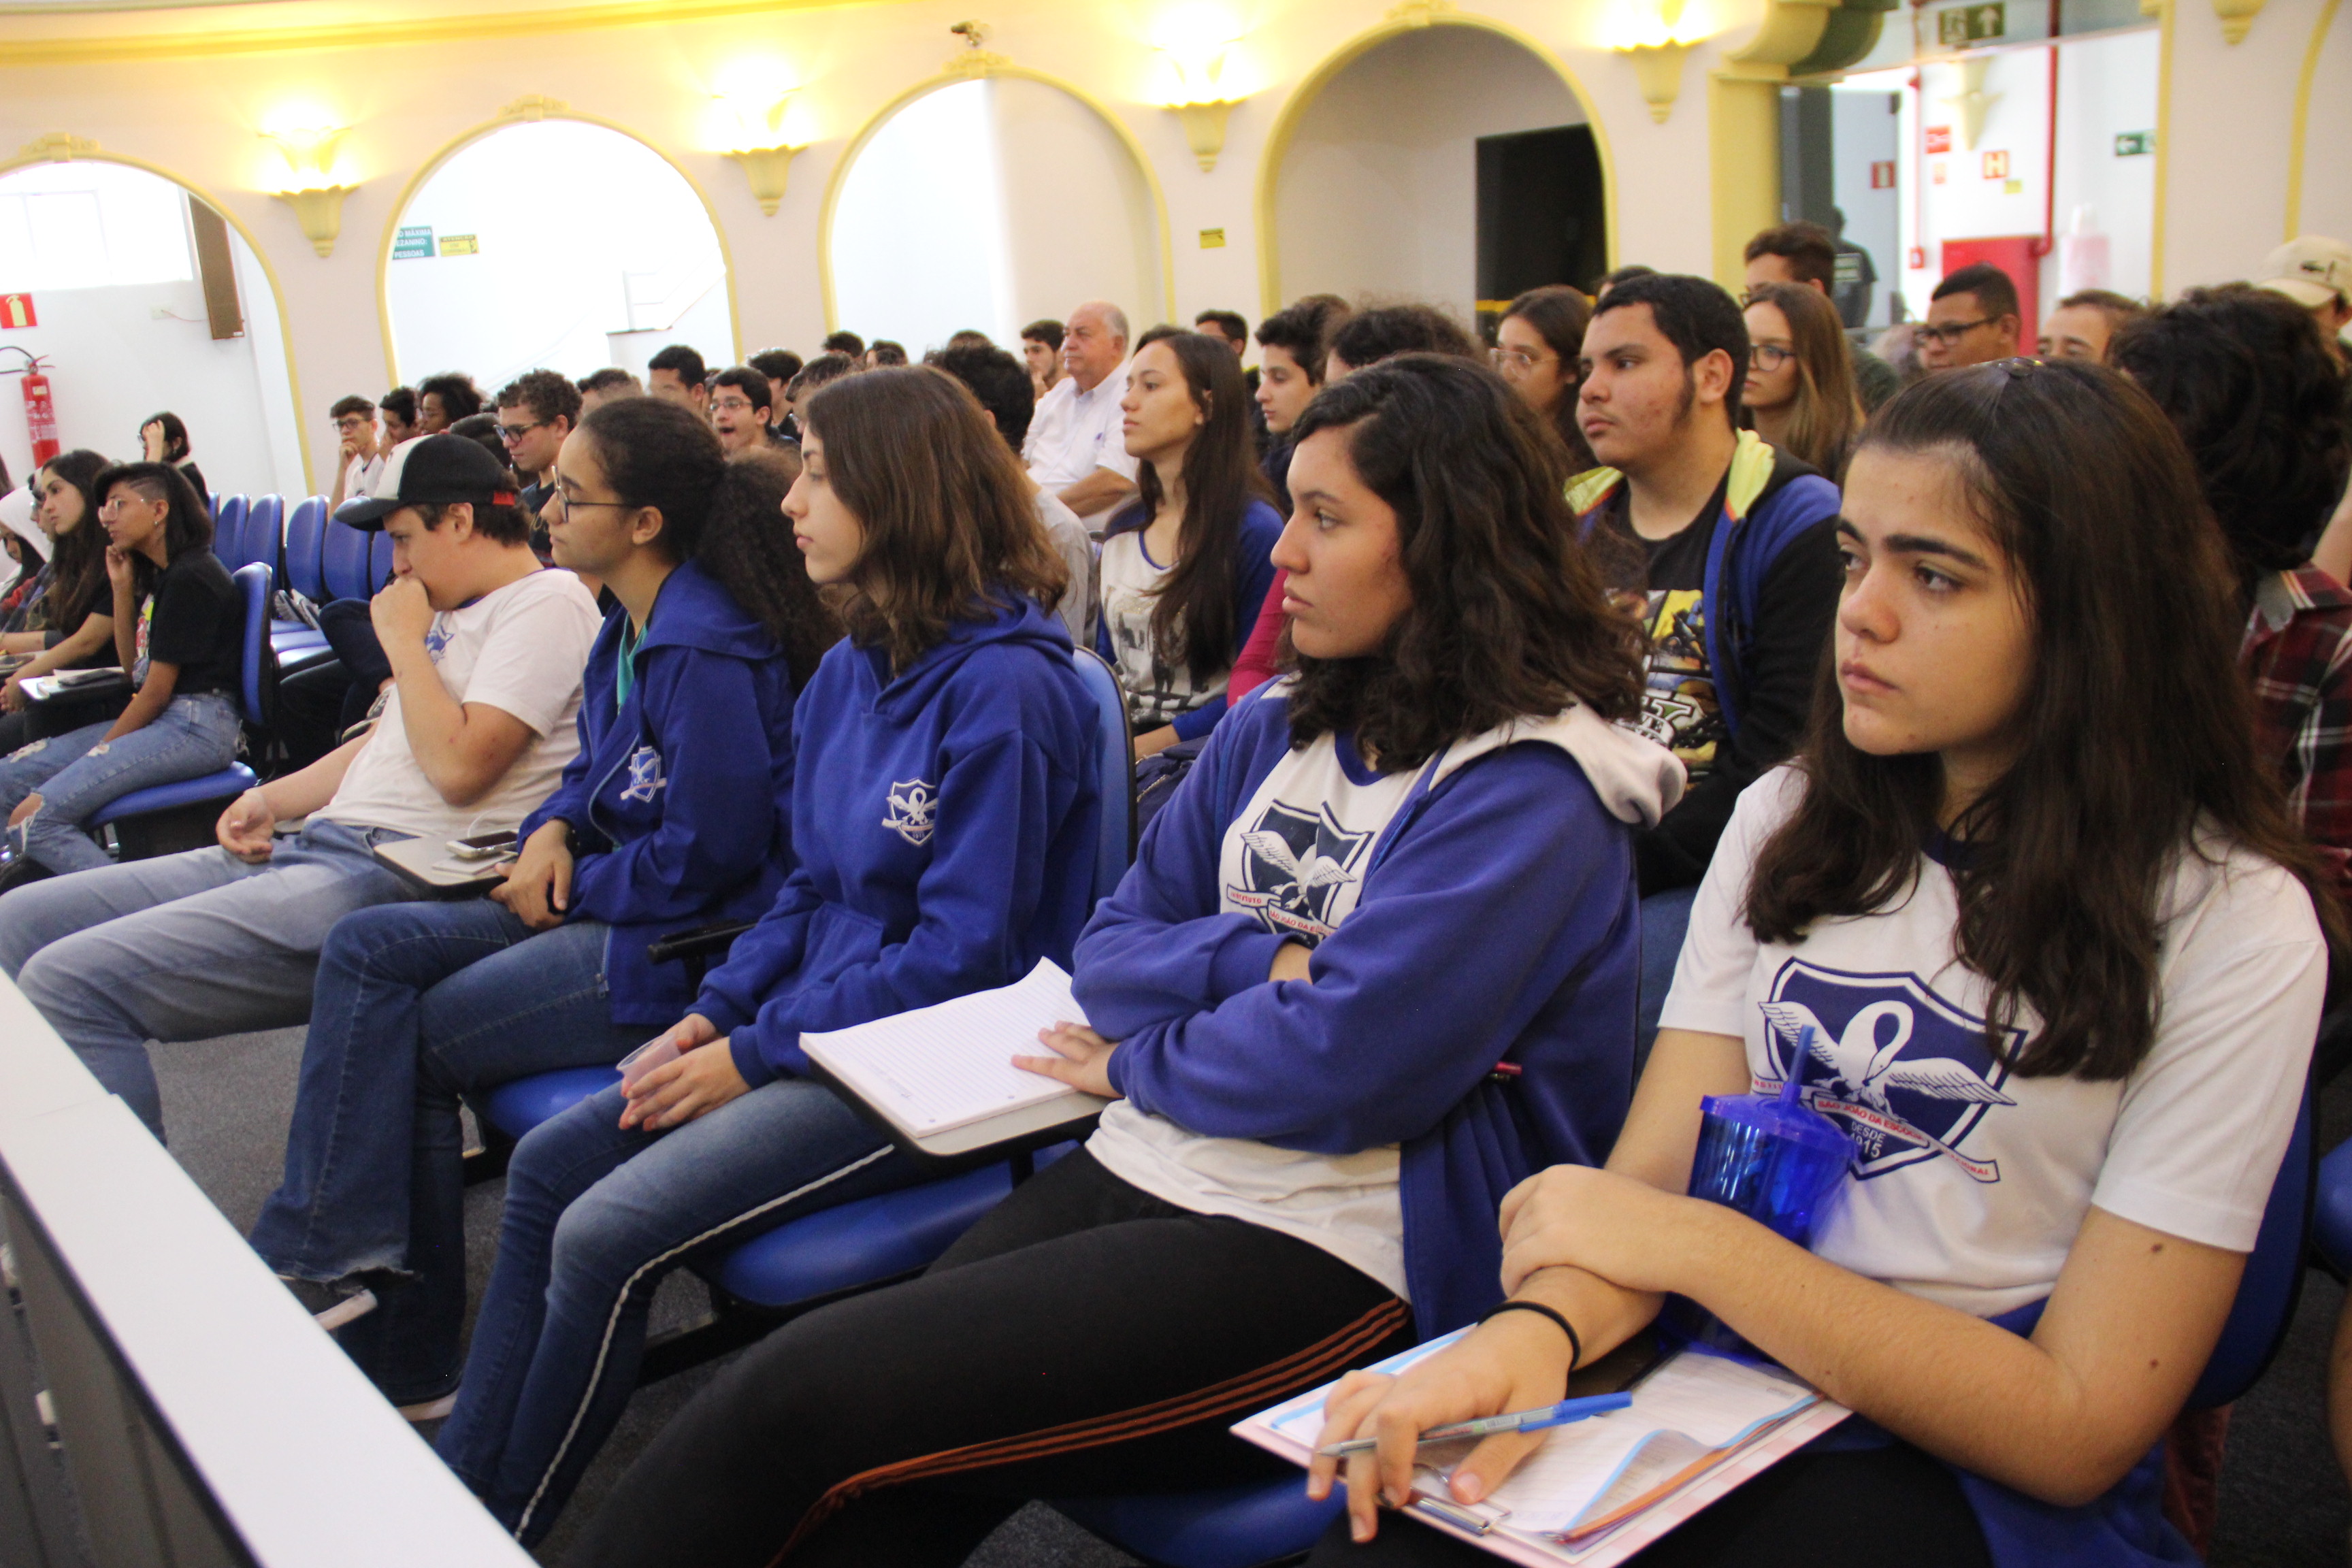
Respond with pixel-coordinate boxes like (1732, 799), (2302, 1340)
(1925, 125), (1953, 154)
(2114, 130), (2155, 157)
(1931, 161), (1948, 185)
(1938, 2), (2007, 44)
(1908, 246), (1927, 271)
(2004, 178), (2025, 195)
(0, 294), (36, 329)
(438, 234), (479, 257)
(1198, 228), (1226, 249)
(1869, 160), (1897, 189)
(392, 225), (434, 261)
(1982, 149), (2010, 179)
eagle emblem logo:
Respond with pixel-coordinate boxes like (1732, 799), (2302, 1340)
(882, 779), (936, 847)
(1225, 799), (1373, 944)
(1759, 962), (2020, 1183)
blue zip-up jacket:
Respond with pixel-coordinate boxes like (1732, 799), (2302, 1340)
(517, 559), (798, 1026)
(1096, 498), (1284, 743)
(1077, 685), (1684, 1337)
(696, 593), (1102, 1087)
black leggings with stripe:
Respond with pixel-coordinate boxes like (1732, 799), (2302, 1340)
(566, 1147), (1414, 1568)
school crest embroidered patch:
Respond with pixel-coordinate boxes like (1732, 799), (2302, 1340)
(1757, 962), (2021, 1183)
(619, 744), (667, 804)
(883, 779), (936, 847)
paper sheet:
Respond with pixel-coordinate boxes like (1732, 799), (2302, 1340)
(1252, 1336), (1819, 1539)
(800, 958), (1090, 1137)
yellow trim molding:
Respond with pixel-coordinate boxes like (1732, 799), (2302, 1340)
(815, 59), (1178, 332)
(2286, 0), (2343, 236)
(0, 137), (315, 493)
(1251, 10), (1619, 317)
(1710, 0), (1840, 288)
(2153, 0), (2174, 296)
(373, 100), (745, 387)
(0, 0), (922, 68)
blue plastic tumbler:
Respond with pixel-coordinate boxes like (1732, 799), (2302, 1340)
(1663, 1032), (1856, 1351)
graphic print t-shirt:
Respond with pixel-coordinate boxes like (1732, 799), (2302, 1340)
(1601, 483), (1729, 783)
(1661, 768), (2324, 1318)
(1089, 728), (1420, 1297)
(1099, 527), (1228, 733)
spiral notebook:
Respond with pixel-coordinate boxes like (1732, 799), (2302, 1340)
(1233, 1333), (1850, 1565)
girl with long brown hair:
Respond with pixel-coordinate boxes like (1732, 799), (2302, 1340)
(1307, 361), (2339, 1568)
(428, 365), (1098, 1546)
(1743, 279), (1866, 479)
(1101, 327), (1282, 759)
(1494, 284), (1598, 471)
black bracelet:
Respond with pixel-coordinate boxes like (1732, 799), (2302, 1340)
(1477, 1299), (1582, 1373)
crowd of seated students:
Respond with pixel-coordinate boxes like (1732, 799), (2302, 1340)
(1, 235), (2349, 1568)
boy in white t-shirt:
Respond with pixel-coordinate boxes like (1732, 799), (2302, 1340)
(0, 436), (601, 1140)
(1306, 363), (2336, 1568)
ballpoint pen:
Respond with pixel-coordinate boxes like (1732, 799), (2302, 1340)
(1314, 1391), (1633, 1458)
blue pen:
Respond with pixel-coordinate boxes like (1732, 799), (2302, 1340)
(1314, 1392), (1632, 1457)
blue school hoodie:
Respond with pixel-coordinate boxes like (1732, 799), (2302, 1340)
(517, 559), (798, 1026)
(694, 592), (1101, 1088)
(1075, 685), (1684, 1338)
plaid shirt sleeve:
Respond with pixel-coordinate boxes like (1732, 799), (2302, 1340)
(2244, 567), (2352, 899)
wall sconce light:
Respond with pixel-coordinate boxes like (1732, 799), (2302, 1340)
(716, 86), (805, 216)
(1156, 17), (1247, 172)
(260, 124), (356, 258)
(1607, 0), (1713, 123)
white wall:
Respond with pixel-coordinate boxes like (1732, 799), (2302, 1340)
(828, 74), (1164, 353)
(1829, 82), (1902, 325)
(1272, 24), (1586, 317)
(385, 118), (732, 389)
(0, 161), (307, 499)
(2044, 30), (2157, 305)
(2296, 0), (2351, 244)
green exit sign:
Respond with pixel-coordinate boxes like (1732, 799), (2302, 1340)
(1938, 2), (2006, 44)
(2114, 130), (2155, 157)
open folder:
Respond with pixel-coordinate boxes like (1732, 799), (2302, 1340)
(1233, 1333), (1849, 1566)
(800, 958), (1112, 1159)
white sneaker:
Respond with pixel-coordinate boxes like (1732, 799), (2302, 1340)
(278, 1274), (378, 1332)
(397, 1392), (457, 1423)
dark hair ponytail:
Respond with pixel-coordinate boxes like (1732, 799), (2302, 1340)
(1746, 360), (2345, 1081)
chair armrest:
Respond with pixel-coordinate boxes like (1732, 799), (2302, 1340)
(645, 921), (755, 968)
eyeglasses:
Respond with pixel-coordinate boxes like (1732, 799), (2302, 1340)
(1750, 344), (1795, 371)
(97, 495), (156, 517)
(1489, 346), (1553, 374)
(712, 397), (761, 414)
(497, 420), (546, 443)
(1918, 317), (2001, 346)
(549, 490), (633, 514)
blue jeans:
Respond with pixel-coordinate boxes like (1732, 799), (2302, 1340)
(1636, 883), (1700, 1081)
(0, 819), (420, 1137)
(248, 902), (646, 1405)
(0, 693), (242, 872)
(436, 1075), (926, 1544)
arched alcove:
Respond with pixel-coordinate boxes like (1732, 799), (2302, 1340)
(381, 116), (737, 389)
(823, 71), (1171, 353)
(1260, 22), (1611, 318)
(0, 154), (308, 496)
(2291, 0), (2350, 240)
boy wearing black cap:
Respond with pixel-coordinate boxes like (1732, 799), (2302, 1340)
(0, 435), (603, 1141)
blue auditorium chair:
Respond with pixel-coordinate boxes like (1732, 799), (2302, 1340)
(2316, 1130), (2352, 1279)
(319, 512), (376, 604)
(85, 562), (273, 860)
(472, 644), (1140, 1376)
(243, 493), (285, 580)
(209, 495), (250, 573)
(272, 497), (332, 671)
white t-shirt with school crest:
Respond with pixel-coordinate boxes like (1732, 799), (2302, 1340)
(318, 567), (602, 844)
(1661, 767), (2325, 1318)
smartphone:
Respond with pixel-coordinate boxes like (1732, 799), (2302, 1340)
(442, 831), (518, 861)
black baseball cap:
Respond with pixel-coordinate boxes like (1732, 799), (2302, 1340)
(335, 434), (517, 529)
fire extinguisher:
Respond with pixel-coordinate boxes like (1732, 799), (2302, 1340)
(0, 348), (54, 470)
(21, 367), (56, 469)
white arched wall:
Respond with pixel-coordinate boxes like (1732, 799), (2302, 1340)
(824, 69), (1170, 350)
(0, 154), (306, 497)
(380, 116), (734, 389)
(2291, 0), (2351, 242)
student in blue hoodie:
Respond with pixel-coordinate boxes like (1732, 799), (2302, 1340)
(436, 365), (1098, 1544)
(248, 397), (830, 1414)
(567, 354), (1682, 1568)
(1098, 327), (1283, 760)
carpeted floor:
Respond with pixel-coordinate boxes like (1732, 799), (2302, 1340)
(154, 1024), (2352, 1568)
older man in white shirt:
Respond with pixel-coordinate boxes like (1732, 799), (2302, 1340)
(1024, 300), (1138, 530)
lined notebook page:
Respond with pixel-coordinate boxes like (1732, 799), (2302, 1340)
(802, 959), (1090, 1137)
